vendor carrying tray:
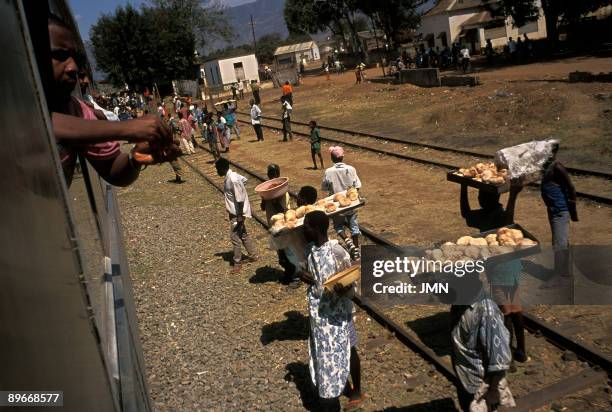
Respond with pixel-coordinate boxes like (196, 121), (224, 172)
(422, 223), (541, 270)
(271, 189), (365, 237)
(411, 224), (541, 286)
(447, 170), (510, 194)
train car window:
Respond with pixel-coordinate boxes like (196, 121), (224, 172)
(1, 1), (152, 410)
(0, 0), (118, 409)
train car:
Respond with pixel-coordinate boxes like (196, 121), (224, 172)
(0, 1), (151, 410)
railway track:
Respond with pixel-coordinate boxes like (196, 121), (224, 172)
(235, 112), (612, 205)
(180, 146), (610, 411)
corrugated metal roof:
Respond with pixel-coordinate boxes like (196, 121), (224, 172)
(274, 41), (317, 56)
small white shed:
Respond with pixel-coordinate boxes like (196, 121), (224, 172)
(274, 41), (320, 67)
(201, 53), (260, 87)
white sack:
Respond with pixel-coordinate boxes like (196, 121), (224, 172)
(495, 139), (559, 181)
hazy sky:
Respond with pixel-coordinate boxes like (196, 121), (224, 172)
(68, 0), (255, 40)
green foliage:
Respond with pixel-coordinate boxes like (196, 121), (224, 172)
(496, 0), (612, 41)
(284, 0), (336, 35)
(148, 0), (232, 49)
(356, 0), (422, 47)
(284, 0), (422, 51)
(90, 1), (232, 89)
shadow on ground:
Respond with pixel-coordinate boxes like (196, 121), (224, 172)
(261, 311), (309, 345)
(250, 265), (285, 284)
(284, 362), (318, 411)
(214, 251), (234, 264)
(405, 311), (452, 357)
(383, 397), (458, 411)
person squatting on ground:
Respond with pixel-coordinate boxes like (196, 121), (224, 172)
(177, 112), (196, 154)
(309, 120), (324, 169)
(460, 181), (529, 368)
(281, 96), (293, 142)
(260, 164), (301, 289)
(302, 211), (365, 412)
(48, 14), (176, 187)
(321, 146), (362, 261)
(449, 272), (515, 412)
(540, 142), (578, 288)
(250, 99), (264, 142)
(215, 157), (258, 272)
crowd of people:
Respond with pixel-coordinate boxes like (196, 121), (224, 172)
(387, 33), (537, 76)
(46, 8), (578, 410)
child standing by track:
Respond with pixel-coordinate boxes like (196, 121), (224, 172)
(303, 211), (365, 412)
(309, 120), (324, 170)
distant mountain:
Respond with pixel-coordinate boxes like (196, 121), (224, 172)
(211, 0), (288, 51)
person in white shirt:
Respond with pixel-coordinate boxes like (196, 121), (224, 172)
(460, 46), (471, 73)
(215, 157), (257, 271)
(250, 99), (264, 141)
(281, 96), (293, 141)
(321, 146), (363, 260)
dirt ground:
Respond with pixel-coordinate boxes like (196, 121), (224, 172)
(119, 155), (611, 411)
(118, 162), (462, 411)
(211, 119), (612, 351)
(249, 56), (612, 173)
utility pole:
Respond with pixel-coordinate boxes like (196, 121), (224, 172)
(249, 15), (258, 56)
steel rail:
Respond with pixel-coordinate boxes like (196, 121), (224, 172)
(181, 150), (610, 410)
(185, 147), (612, 375)
(236, 111), (612, 180)
(236, 119), (612, 206)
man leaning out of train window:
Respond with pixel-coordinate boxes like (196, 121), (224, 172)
(47, 14), (179, 186)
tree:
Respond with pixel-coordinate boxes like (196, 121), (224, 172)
(90, 5), (152, 90)
(148, 0), (232, 50)
(91, 5), (195, 90)
(496, 0), (612, 45)
(284, 0), (362, 53)
(356, 0), (423, 48)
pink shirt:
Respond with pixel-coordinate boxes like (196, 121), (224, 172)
(59, 98), (121, 185)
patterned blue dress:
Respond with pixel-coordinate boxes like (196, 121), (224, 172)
(306, 240), (353, 398)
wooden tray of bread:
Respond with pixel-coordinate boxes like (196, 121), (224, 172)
(434, 223), (540, 266)
(447, 162), (510, 194)
(323, 264), (361, 290)
(270, 188), (364, 236)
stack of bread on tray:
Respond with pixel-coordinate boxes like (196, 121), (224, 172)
(270, 187), (360, 234)
(456, 162), (508, 185)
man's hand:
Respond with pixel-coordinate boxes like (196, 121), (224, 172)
(569, 200), (579, 222)
(235, 215), (245, 223)
(510, 177), (524, 193)
(131, 140), (181, 166)
(121, 115), (172, 144)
